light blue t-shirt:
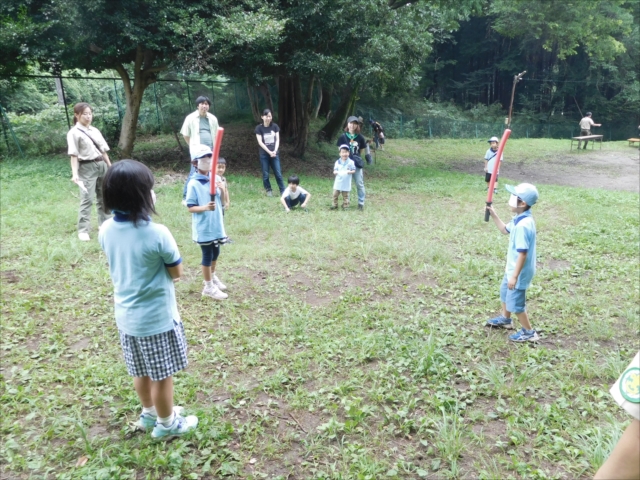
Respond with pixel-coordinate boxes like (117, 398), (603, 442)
(333, 158), (355, 191)
(186, 173), (226, 243)
(99, 215), (182, 337)
(484, 148), (503, 174)
(504, 210), (536, 290)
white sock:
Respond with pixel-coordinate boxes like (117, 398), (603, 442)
(142, 406), (157, 417)
(205, 280), (213, 288)
(158, 412), (175, 427)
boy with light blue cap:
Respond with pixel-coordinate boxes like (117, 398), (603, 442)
(485, 183), (540, 342)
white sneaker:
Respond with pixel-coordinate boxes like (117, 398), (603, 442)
(212, 274), (227, 291)
(202, 284), (228, 300)
(78, 232), (90, 241)
(151, 414), (198, 440)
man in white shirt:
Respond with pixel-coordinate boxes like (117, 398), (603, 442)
(578, 112), (601, 150)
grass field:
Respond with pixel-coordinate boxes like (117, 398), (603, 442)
(1, 136), (639, 479)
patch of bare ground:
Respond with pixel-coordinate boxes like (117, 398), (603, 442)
(1, 270), (20, 284)
(540, 259), (571, 271)
(451, 147), (639, 192)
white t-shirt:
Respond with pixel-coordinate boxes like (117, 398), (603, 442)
(281, 186), (308, 200)
(610, 351), (640, 421)
(579, 117), (595, 130)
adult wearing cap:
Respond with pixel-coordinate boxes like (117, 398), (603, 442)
(577, 112), (601, 150)
(484, 136), (503, 193)
(255, 109), (285, 196)
(336, 116), (372, 210)
(180, 96), (219, 203)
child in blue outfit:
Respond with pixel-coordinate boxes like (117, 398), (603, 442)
(331, 145), (356, 209)
(99, 159), (198, 440)
(485, 183), (540, 342)
(484, 136), (503, 193)
(185, 145), (229, 301)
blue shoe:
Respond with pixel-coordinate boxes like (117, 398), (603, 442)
(509, 328), (539, 343)
(485, 315), (514, 329)
(134, 406), (185, 432)
(151, 413), (198, 440)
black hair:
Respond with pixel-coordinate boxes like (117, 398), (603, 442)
(195, 96), (211, 106)
(218, 157), (226, 165)
(103, 160), (156, 226)
(262, 109), (272, 116)
(516, 197), (531, 211)
(288, 175), (300, 185)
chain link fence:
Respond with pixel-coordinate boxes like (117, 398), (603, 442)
(355, 107), (639, 143)
(0, 75), (252, 157)
(2, 76), (638, 158)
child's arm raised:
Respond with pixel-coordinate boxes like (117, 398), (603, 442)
(485, 205), (508, 234)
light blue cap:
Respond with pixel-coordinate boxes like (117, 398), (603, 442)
(505, 183), (539, 206)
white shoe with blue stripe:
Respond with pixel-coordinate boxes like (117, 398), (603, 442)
(151, 413), (198, 440)
(134, 406), (185, 432)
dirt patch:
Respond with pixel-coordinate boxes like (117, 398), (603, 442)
(452, 147), (639, 192)
(1, 270), (20, 284)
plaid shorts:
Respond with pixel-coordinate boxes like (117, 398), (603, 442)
(118, 320), (188, 381)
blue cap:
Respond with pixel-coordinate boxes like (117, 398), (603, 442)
(338, 144), (350, 151)
(505, 183), (539, 206)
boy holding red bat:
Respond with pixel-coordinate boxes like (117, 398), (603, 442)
(485, 183), (539, 342)
(185, 145), (229, 300)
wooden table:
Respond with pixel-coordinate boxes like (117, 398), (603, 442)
(628, 138), (640, 147)
(571, 135), (603, 151)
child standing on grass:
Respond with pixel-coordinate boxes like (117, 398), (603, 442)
(99, 160), (198, 440)
(485, 183), (540, 342)
(331, 145), (356, 210)
(185, 145), (229, 300)
(217, 158), (230, 214)
(281, 175), (311, 212)
(484, 136), (503, 193)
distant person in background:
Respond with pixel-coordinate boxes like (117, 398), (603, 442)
(255, 109), (285, 197)
(180, 96), (219, 205)
(66, 102), (112, 242)
(484, 136), (503, 193)
(336, 116), (372, 211)
(577, 112), (601, 150)
(369, 119), (385, 150)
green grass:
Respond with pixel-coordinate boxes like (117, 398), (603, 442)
(1, 136), (639, 479)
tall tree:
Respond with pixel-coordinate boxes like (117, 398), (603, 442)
(0, 0), (284, 156)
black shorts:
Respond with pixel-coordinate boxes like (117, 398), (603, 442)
(485, 172), (498, 183)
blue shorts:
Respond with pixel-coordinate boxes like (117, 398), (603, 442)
(500, 274), (527, 313)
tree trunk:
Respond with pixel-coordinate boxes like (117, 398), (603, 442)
(246, 79), (261, 123)
(312, 80), (323, 119)
(54, 78), (65, 105)
(257, 82), (274, 116)
(318, 83), (333, 118)
(114, 45), (167, 157)
(293, 75), (315, 157)
(318, 85), (357, 142)
(278, 75), (303, 139)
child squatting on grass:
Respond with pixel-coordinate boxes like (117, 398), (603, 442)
(485, 183), (540, 342)
(99, 160), (198, 440)
(281, 175), (311, 212)
(185, 145), (229, 300)
(331, 145), (356, 209)
(484, 136), (503, 193)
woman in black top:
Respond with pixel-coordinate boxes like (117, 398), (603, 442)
(254, 109), (285, 196)
(336, 116), (370, 210)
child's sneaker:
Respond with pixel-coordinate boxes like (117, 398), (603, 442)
(151, 414), (198, 440)
(212, 274), (227, 291)
(134, 406), (185, 432)
(485, 315), (514, 329)
(202, 284), (228, 300)
(509, 328), (539, 343)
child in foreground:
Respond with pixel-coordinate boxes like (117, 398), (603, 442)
(281, 175), (311, 212)
(331, 145), (356, 209)
(99, 160), (198, 440)
(485, 183), (539, 342)
(484, 136), (503, 193)
(185, 145), (229, 300)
